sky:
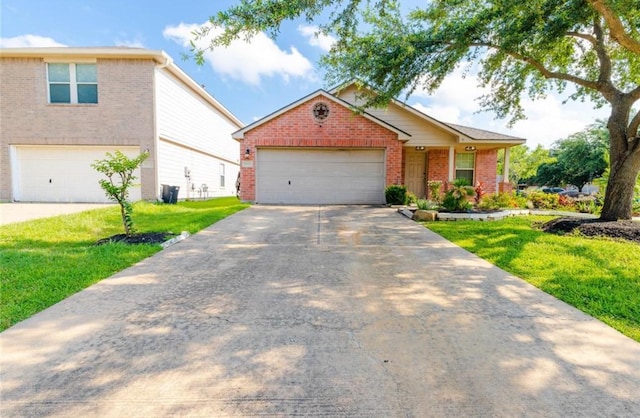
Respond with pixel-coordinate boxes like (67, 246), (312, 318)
(0, 0), (610, 148)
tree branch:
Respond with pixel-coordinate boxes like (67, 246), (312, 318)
(593, 18), (613, 85)
(469, 42), (600, 91)
(566, 31), (597, 45)
(629, 108), (640, 140)
(587, 0), (640, 54)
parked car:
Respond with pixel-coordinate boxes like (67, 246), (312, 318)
(559, 189), (582, 198)
(542, 187), (565, 194)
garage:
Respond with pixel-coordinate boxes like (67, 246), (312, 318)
(256, 149), (385, 204)
(10, 145), (142, 202)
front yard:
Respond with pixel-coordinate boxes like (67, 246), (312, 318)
(423, 216), (640, 342)
(0, 197), (249, 331)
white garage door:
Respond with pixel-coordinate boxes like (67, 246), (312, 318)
(11, 145), (142, 203)
(257, 149), (385, 204)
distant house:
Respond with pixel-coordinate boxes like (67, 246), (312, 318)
(234, 82), (526, 204)
(0, 47), (242, 203)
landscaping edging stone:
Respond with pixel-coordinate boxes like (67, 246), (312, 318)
(161, 231), (190, 249)
(398, 208), (599, 222)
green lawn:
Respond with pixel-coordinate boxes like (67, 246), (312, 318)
(423, 216), (640, 342)
(0, 197), (249, 331)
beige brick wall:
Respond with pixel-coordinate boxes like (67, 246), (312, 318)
(0, 57), (157, 201)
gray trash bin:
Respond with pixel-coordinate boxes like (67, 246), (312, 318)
(161, 185), (180, 204)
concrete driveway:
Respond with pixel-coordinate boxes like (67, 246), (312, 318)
(1, 206), (639, 417)
(0, 203), (114, 226)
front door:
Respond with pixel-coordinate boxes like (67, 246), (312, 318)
(405, 151), (426, 198)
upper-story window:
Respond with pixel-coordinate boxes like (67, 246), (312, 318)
(47, 63), (98, 104)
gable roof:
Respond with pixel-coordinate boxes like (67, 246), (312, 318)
(330, 81), (525, 144)
(232, 89), (411, 140)
(0, 46), (243, 128)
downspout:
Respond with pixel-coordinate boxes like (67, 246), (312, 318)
(151, 53), (173, 201)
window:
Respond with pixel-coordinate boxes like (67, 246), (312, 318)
(455, 153), (475, 184)
(47, 63), (97, 104)
(219, 163), (225, 188)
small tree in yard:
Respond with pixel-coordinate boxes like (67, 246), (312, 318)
(92, 151), (148, 236)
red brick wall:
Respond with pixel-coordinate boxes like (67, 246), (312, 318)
(426, 148), (498, 194)
(499, 182), (514, 193)
(476, 149), (497, 193)
(427, 149), (449, 184)
(239, 97), (403, 201)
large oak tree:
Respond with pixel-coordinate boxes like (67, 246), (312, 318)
(196, 0), (640, 220)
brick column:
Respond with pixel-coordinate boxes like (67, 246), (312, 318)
(499, 182), (514, 193)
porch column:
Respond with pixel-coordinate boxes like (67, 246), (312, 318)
(503, 147), (511, 184)
(498, 146), (514, 193)
(448, 145), (455, 182)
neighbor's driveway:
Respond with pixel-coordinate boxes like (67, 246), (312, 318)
(0, 203), (114, 226)
(1, 206), (639, 417)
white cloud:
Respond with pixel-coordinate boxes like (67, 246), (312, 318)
(298, 25), (336, 52)
(410, 67), (609, 148)
(0, 35), (67, 48)
(163, 22), (315, 85)
(115, 39), (145, 48)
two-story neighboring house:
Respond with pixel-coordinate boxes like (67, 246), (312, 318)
(0, 47), (243, 203)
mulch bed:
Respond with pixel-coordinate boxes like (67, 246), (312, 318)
(540, 217), (640, 244)
(95, 232), (174, 246)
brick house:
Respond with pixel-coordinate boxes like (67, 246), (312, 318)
(0, 47), (242, 203)
(234, 83), (526, 204)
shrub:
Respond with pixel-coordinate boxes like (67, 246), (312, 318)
(441, 179), (474, 212)
(474, 182), (486, 205)
(574, 196), (601, 214)
(575, 200), (596, 214)
(527, 191), (561, 209)
(557, 194), (575, 209)
(385, 184), (407, 205)
(428, 180), (443, 203)
(478, 192), (527, 210)
(416, 199), (439, 210)
(405, 191), (418, 205)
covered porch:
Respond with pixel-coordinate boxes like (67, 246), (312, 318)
(402, 145), (515, 199)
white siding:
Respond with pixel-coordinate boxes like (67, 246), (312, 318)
(155, 69), (240, 164)
(157, 139), (239, 200)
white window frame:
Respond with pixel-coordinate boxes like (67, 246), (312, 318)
(455, 152), (475, 184)
(46, 63), (98, 104)
(219, 163), (226, 188)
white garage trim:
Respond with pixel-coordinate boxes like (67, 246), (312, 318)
(11, 145), (142, 203)
(256, 148), (385, 204)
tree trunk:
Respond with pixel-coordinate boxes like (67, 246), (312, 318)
(120, 203), (131, 236)
(600, 102), (640, 220)
(600, 157), (638, 220)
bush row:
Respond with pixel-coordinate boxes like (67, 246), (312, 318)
(386, 184), (614, 215)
